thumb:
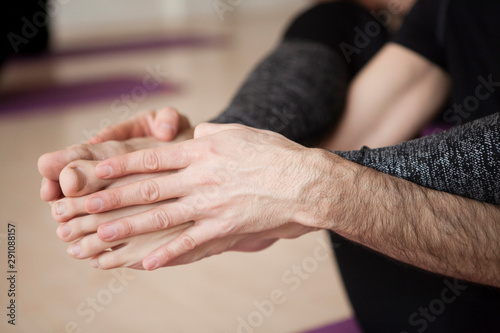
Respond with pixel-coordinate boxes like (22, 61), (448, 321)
(151, 107), (182, 141)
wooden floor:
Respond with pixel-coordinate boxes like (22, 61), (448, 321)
(0, 3), (353, 332)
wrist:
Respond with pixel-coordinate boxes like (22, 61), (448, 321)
(291, 148), (356, 230)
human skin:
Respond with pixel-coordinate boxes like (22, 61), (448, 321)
(38, 108), (199, 269)
(37, 3), (465, 280)
(53, 158), (193, 269)
(40, 109), (302, 269)
(39, 42), (450, 273)
(50, 122), (500, 288)
(320, 43), (450, 150)
(52, 158), (298, 269)
(38, 107), (191, 202)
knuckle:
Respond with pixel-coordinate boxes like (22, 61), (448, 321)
(219, 221), (236, 236)
(121, 220), (135, 237)
(115, 158), (129, 175)
(143, 150), (161, 172)
(140, 180), (161, 202)
(193, 123), (208, 138)
(180, 233), (197, 251)
(157, 247), (174, 263)
(152, 209), (172, 230)
(106, 192), (122, 209)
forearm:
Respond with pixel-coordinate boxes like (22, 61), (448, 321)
(328, 159), (500, 287)
(211, 2), (389, 145)
(211, 39), (349, 145)
(311, 113), (500, 286)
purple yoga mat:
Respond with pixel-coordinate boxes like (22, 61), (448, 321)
(10, 35), (227, 66)
(304, 318), (363, 333)
(0, 77), (181, 115)
(0, 34), (223, 115)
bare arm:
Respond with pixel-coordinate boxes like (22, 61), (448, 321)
(322, 43), (451, 150)
(315, 113), (500, 287)
(318, 153), (500, 287)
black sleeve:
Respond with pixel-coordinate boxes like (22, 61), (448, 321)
(392, 0), (447, 69)
(211, 2), (389, 145)
(210, 40), (349, 145)
(335, 112), (500, 205)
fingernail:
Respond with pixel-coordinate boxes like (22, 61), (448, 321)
(55, 202), (65, 215)
(73, 167), (87, 192)
(90, 259), (101, 269)
(100, 225), (117, 240)
(159, 122), (174, 132)
(97, 165), (113, 178)
(59, 225), (71, 238)
(68, 244), (80, 257)
(88, 198), (103, 212)
(144, 257), (159, 270)
(159, 122), (175, 137)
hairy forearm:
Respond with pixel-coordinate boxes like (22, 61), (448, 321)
(306, 113), (500, 287)
(326, 159), (500, 287)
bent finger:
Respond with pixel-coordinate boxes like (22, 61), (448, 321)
(151, 107), (182, 141)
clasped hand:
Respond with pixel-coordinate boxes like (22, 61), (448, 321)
(64, 123), (324, 269)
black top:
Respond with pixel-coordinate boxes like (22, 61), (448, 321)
(331, 1), (500, 332)
(393, 0), (500, 125)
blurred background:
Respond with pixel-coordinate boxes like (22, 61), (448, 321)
(0, 1), (353, 332)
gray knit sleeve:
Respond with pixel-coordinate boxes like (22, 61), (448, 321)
(335, 113), (500, 204)
(211, 40), (349, 145)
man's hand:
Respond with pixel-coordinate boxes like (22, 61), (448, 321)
(84, 123), (326, 269)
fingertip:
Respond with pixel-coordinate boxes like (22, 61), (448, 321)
(59, 166), (86, 197)
(85, 196), (103, 214)
(56, 223), (72, 241)
(95, 163), (113, 179)
(38, 149), (78, 181)
(40, 178), (49, 201)
(153, 107), (180, 141)
(51, 201), (67, 222)
(40, 178), (63, 202)
(155, 122), (176, 141)
(67, 243), (81, 258)
(38, 152), (55, 178)
(97, 224), (117, 241)
(143, 256), (159, 270)
(37, 154), (47, 176)
(90, 258), (101, 269)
